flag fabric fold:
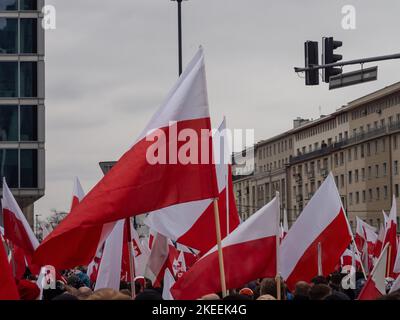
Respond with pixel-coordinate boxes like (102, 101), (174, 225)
(0, 238), (19, 300)
(33, 47), (219, 269)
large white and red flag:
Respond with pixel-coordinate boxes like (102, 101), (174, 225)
(0, 238), (19, 300)
(171, 195), (280, 300)
(144, 118), (240, 254)
(70, 176), (85, 211)
(33, 47), (219, 269)
(280, 209), (289, 240)
(358, 243), (389, 300)
(2, 178), (39, 256)
(383, 196), (398, 278)
(279, 173), (352, 290)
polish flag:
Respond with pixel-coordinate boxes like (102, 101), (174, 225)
(373, 224), (386, 259)
(94, 220), (125, 291)
(33, 47), (219, 269)
(70, 176), (85, 211)
(355, 217), (377, 255)
(280, 209), (289, 240)
(0, 239), (19, 300)
(145, 232), (169, 287)
(279, 173), (352, 291)
(358, 243), (389, 300)
(2, 178), (39, 256)
(341, 248), (362, 269)
(171, 195), (280, 300)
(144, 118), (240, 254)
(383, 196), (398, 278)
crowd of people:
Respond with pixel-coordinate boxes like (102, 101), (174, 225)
(12, 266), (400, 301)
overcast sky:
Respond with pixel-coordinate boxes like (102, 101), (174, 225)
(36, 0), (400, 216)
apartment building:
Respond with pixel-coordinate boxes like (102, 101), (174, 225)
(233, 82), (400, 232)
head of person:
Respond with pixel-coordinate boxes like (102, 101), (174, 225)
(293, 281), (311, 300)
(76, 286), (93, 300)
(239, 288), (254, 299)
(134, 289), (163, 300)
(222, 294), (252, 301)
(257, 294), (276, 300)
(199, 293), (220, 300)
(310, 276), (328, 286)
(260, 278), (286, 300)
(66, 274), (85, 289)
(323, 291), (350, 300)
(86, 288), (131, 300)
(309, 284), (332, 300)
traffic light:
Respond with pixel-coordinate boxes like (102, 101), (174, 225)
(322, 37), (343, 83)
(304, 41), (319, 85)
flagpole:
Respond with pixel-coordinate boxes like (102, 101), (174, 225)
(126, 218), (136, 299)
(224, 116), (230, 236)
(213, 198), (227, 297)
(386, 244), (392, 278)
(317, 242), (323, 276)
(275, 191), (281, 300)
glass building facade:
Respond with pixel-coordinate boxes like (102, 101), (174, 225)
(0, 0), (44, 227)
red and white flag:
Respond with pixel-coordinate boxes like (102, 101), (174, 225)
(33, 47), (219, 269)
(358, 243), (389, 300)
(94, 220), (125, 291)
(373, 223), (386, 259)
(144, 118), (240, 254)
(145, 232), (169, 287)
(383, 196), (398, 278)
(279, 173), (352, 290)
(280, 209), (289, 240)
(0, 239), (19, 300)
(355, 217), (377, 255)
(2, 178), (39, 256)
(341, 248), (362, 269)
(171, 195), (280, 300)
(70, 176), (85, 211)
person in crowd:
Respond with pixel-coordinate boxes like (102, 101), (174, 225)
(257, 294), (276, 300)
(310, 275), (328, 286)
(293, 281), (311, 300)
(309, 284), (332, 300)
(86, 288), (131, 300)
(134, 289), (163, 300)
(238, 288), (254, 299)
(199, 293), (220, 300)
(260, 277), (286, 300)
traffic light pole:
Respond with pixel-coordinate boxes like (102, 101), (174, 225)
(295, 52), (400, 73)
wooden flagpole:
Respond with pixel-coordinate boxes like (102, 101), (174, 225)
(126, 218), (136, 299)
(317, 242), (323, 276)
(213, 198), (227, 298)
(386, 244), (392, 278)
(275, 191), (281, 300)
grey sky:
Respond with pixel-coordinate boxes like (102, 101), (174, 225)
(36, 0), (400, 216)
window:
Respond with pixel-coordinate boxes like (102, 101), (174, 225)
(0, 105), (37, 142)
(361, 168), (365, 181)
(0, 18), (18, 53)
(355, 169), (359, 183)
(0, 0), (18, 10)
(0, 105), (18, 141)
(348, 149), (352, 162)
(384, 186), (388, 199)
(0, 61), (37, 97)
(348, 171), (352, 184)
(376, 187), (380, 200)
(20, 18), (37, 53)
(362, 190), (366, 203)
(356, 191), (359, 204)
(369, 189), (373, 201)
(0, 149), (18, 187)
(0, 62), (18, 97)
(349, 193), (353, 205)
(20, 0), (37, 10)
(368, 166), (372, 179)
(20, 149), (37, 188)
(340, 174), (344, 188)
(383, 162), (387, 176)
(396, 184), (399, 198)
(395, 161), (398, 175)
(375, 164), (379, 178)
(20, 61), (37, 97)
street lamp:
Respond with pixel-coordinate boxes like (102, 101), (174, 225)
(170, 0), (188, 76)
